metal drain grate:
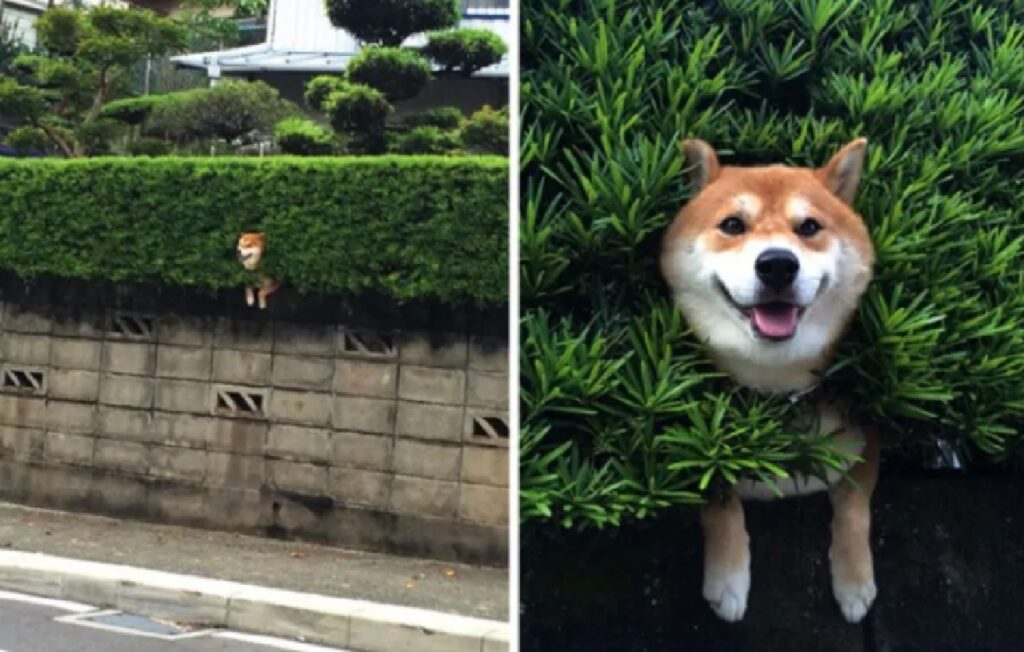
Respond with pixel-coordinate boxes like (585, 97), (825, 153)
(55, 610), (213, 640)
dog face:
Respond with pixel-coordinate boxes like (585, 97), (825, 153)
(660, 139), (874, 390)
(237, 232), (265, 271)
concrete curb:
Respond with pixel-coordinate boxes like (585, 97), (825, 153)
(0, 551), (508, 652)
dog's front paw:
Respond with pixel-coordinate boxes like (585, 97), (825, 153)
(833, 577), (876, 623)
(703, 569), (750, 622)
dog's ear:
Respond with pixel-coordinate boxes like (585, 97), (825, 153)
(681, 139), (720, 192)
(817, 138), (867, 205)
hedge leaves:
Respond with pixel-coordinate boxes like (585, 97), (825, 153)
(0, 157), (507, 306)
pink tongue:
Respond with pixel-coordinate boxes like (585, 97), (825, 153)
(752, 305), (799, 338)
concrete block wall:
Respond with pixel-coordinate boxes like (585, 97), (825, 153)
(0, 283), (509, 565)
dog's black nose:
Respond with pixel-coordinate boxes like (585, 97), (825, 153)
(755, 248), (799, 289)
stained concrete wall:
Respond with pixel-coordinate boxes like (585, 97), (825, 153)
(0, 276), (509, 565)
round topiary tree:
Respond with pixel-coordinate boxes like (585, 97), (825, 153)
(461, 105), (507, 155)
(423, 28), (507, 76)
(325, 0), (460, 46)
(145, 81), (297, 146)
(73, 119), (122, 156)
(304, 75), (348, 112)
(392, 125), (460, 154)
(274, 117), (338, 155)
(101, 95), (167, 126)
(405, 106), (463, 130)
(0, 5), (184, 157)
(346, 46), (432, 102)
(323, 82), (392, 153)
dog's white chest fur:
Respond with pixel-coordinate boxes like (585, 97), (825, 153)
(735, 400), (864, 500)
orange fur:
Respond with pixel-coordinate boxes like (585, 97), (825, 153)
(237, 232), (280, 310)
(664, 147), (874, 285)
(661, 139), (880, 623)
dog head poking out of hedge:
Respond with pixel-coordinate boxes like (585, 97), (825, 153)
(521, 0), (1024, 527)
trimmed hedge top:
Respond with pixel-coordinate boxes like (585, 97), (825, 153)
(0, 156), (508, 306)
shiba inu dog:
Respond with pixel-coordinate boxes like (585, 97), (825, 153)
(660, 138), (878, 623)
(236, 232), (281, 310)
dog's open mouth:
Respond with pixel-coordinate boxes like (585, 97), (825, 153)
(750, 303), (800, 340)
(715, 278), (803, 342)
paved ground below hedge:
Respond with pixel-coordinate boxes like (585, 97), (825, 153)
(522, 455), (1024, 651)
(0, 502), (508, 621)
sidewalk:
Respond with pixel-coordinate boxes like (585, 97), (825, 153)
(0, 502), (507, 621)
(0, 502), (508, 651)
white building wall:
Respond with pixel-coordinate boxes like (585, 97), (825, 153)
(4, 6), (41, 50)
(3, 0), (129, 51)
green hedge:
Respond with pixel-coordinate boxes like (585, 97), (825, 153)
(521, 0), (1024, 527)
(0, 156), (507, 305)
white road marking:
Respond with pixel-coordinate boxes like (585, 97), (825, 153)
(0, 589), (93, 613)
(214, 632), (350, 651)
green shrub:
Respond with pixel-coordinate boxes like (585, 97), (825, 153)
(0, 77), (46, 121)
(406, 106), (463, 130)
(325, 0), (460, 46)
(521, 0), (1024, 527)
(0, 157), (507, 304)
(3, 126), (50, 156)
(423, 28), (507, 76)
(145, 81), (296, 144)
(304, 75), (347, 112)
(33, 6), (83, 57)
(126, 137), (172, 157)
(144, 88), (207, 141)
(393, 125), (459, 154)
(460, 105), (507, 155)
(346, 46), (432, 102)
(274, 117), (337, 155)
(101, 95), (166, 125)
(324, 83), (392, 153)
(73, 119), (122, 156)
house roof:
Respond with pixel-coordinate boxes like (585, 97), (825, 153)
(5, 0), (50, 11)
(171, 0), (510, 78)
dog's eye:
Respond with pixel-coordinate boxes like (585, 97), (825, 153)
(796, 218), (822, 238)
(718, 215), (746, 236)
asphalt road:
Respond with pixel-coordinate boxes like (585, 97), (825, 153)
(0, 592), (347, 652)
